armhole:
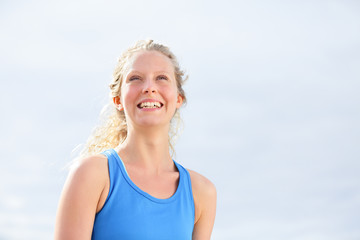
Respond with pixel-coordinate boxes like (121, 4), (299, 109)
(186, 168), (196, 225)
(95, 151), (112, 215)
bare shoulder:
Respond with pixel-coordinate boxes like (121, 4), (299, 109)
(55, 154), (109, 239)
(70, 154), (107, 176)
(66, 154), (110, 205)
(186, 169), (217, 222)
(187, 168), (217, 197)
(186, 169), (217, 238)
(63, 153), (109, 204)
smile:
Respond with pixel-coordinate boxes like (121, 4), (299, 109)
(137, 101), (163, 109)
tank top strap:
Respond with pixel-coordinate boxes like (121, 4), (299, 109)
(98, 149), (124, 211)
(173, 160), (195, 222)
(101, 149), (124, 172)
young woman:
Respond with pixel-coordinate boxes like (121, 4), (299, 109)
(55, 40), (217, 240)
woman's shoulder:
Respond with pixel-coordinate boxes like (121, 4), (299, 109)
(70, 154), (108, 177)
(66, 154), (110, 211)
(186, 168), (216, 195)
(67, 154), (109, 195)
(55, 154), (110, 238)
(186, 168), (217, 226)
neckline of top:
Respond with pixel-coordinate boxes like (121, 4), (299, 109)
(109, 148), (182, 204)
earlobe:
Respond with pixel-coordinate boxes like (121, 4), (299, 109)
(113, 96), (124, 111)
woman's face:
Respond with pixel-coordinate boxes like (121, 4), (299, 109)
(118, 50), (183, 129)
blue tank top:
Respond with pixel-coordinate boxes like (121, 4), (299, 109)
(91, 149), (195, 240)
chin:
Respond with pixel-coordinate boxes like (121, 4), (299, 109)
(135, 118), (168, 128)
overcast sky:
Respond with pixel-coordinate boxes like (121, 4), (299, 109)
(0, 0), (359, 239)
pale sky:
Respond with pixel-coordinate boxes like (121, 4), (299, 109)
(0, 1), (359, 239)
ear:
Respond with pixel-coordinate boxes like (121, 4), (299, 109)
(113, 96), (124, 111)
(176, 94), (183, 109)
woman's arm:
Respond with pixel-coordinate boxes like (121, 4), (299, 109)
(188, 169), (217, 240)
(54, 155), (109, 240)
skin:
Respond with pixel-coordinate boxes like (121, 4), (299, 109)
(54, 50), (217, 240)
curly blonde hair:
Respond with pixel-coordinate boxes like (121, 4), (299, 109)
(73, 40), (187, 162)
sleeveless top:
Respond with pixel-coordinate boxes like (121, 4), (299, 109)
(91, 149), (195, 240)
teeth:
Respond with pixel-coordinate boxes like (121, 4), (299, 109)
(139, 102), (161, 108)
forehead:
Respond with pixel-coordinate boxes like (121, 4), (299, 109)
(125, 50), (175, 74)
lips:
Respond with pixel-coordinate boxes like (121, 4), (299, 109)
(137, 99), (164, 109)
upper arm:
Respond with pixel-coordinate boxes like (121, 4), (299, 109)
(54, 155), (108, 240)
(188, 169), (217, 240)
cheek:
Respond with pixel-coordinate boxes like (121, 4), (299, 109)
(165, 92), (179, 106)
(121, 85), (139, 105)
(161, 84), (178, 101)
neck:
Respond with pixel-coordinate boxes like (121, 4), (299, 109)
(115, 124), (174, 174)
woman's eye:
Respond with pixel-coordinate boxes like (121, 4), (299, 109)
(129, 76), (140, 81)
(157, 75), (168, 80)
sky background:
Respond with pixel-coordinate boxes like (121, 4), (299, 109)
(0, 0), (359, 239)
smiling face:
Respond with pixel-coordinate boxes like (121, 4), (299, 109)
(115, 50), (183, 129)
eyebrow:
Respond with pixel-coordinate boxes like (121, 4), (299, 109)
(127, 70), (173, 75)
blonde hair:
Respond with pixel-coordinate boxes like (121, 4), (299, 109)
(73, 40), (187, 162)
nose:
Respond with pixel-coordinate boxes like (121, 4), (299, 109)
(142, 78), (157, 94)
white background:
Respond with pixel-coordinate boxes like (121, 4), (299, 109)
(0, 0), (359, 239)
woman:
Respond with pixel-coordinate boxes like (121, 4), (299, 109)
(55, 40), (217, 239)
